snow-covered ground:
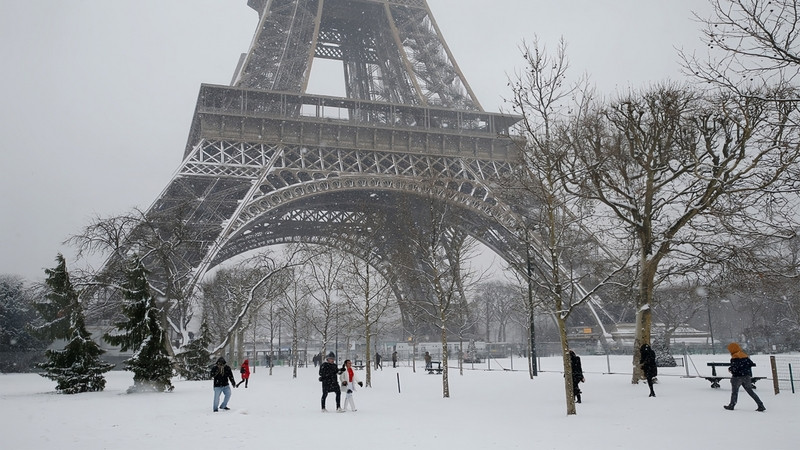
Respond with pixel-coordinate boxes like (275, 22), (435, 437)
(1, 353), (796, 449)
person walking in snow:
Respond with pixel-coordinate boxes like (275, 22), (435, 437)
(375, 352), (382, 370)
(640, 344), (657, 397)
(210, 357), (237, 412)
(392, 350), (398, 368)
(319, 352), (342, 412)
(569, 350), (584, 403)
(723, 342), (766, 412)
(424, 351), (432, 370)
(236, 359), (250, 388)
(339, 359), (364, 411)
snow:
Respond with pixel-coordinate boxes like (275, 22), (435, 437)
(1, 353), (796, 449)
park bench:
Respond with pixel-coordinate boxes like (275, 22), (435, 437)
(426, 361), (443, 374)
(703, 362), (765, 388)
(353, 360), (365, 370)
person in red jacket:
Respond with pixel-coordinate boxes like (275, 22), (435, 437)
(236, 359), (250, 388)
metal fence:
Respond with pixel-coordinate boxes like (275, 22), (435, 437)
(770, 355), (799, 394)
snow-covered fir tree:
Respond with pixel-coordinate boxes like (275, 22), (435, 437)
(33, 254), (113, 393)
(175, 321), (212, 381)
(653, 334), (676, 367)
(104, 257), (174, 392)
(0, 275), (49, 372)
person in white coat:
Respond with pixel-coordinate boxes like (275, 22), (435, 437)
(339, 359), (363, 411)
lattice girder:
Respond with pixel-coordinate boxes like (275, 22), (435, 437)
(177, 138), (519, 240)
(236, 0), (480, 108)
(93, 1), (615, 339)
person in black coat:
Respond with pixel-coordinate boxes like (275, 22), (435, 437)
(319, 352), (342, 412)
(640, 344), (657, 397)
(569, 350), (584, 403)
(210, 357), (237, 412)
(724, 342), (765, 411)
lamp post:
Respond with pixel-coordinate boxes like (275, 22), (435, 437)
(334, 304), (339, 361)
(706, 296), (715, 355)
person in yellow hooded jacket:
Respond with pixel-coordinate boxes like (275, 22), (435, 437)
(723, 342), (765, 412)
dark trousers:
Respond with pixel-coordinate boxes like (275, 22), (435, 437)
(321, 386), (341, 409)
(729, 376), (764, 407)
(646, 376), (655, 395)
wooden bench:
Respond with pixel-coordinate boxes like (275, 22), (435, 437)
(703, 362), (765, 388)
(352, 360), (365, 370)
(426, 361), (443, 374)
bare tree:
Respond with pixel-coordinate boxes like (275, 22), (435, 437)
(337, 249), (397, 387)
(650, 286), (707, 348)
(279, 266), (313, 379)
(684, 0), (800, 93)
(300, 245), (346, 362)
(401, 192), (481, 398)
(200, 250), (295, 361)
(201, 267), (255, 361)
(69, 208), (214, 353)
(508, 38), (632, 414)
(474, 280), (518, 343)
(262, 287), (281, 375)
(564, 82), (800, 383)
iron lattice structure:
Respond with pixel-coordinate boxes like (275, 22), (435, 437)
(112, 0), (613, 335)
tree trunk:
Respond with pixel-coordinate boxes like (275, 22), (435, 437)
(236, 329), (245, 367)
(365, 323), (372, 388)
(557, 310), (576, 415)
(441, 323), (450, 398)
(631, 257), (657, 384)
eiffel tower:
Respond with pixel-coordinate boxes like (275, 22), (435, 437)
(117, 0), (611, 336)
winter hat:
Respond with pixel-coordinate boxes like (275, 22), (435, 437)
(217, 357), (226, 365)
(727, 342), (748, 358)
(326, 352), (335, 360)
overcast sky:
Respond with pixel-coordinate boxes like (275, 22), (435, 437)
(0, 0), (714, 281)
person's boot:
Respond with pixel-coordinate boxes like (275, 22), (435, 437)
(649, 391), (656, 397)
(576, 394), (581, 404)
(723, 404), (735, 410)
(756, 405), (766, 412)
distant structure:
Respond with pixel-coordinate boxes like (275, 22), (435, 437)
(106, 0), (613, 335)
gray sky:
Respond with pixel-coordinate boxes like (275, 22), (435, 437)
(0, 0), (713, 281)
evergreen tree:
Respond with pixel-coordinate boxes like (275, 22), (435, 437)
(0, 276), (48, 372)
(104, 257), (174, 392)
(175, 321), (212, 381)
(33, 254), (113, 393)
(652, 334), (676, 368)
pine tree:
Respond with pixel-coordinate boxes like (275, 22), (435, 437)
(34, 254), (114, 393)
(175, 321), (212, 381)
(1, 276), (49, 372)
(104, 257), (174, 392)
(653, 334), (677, 367)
